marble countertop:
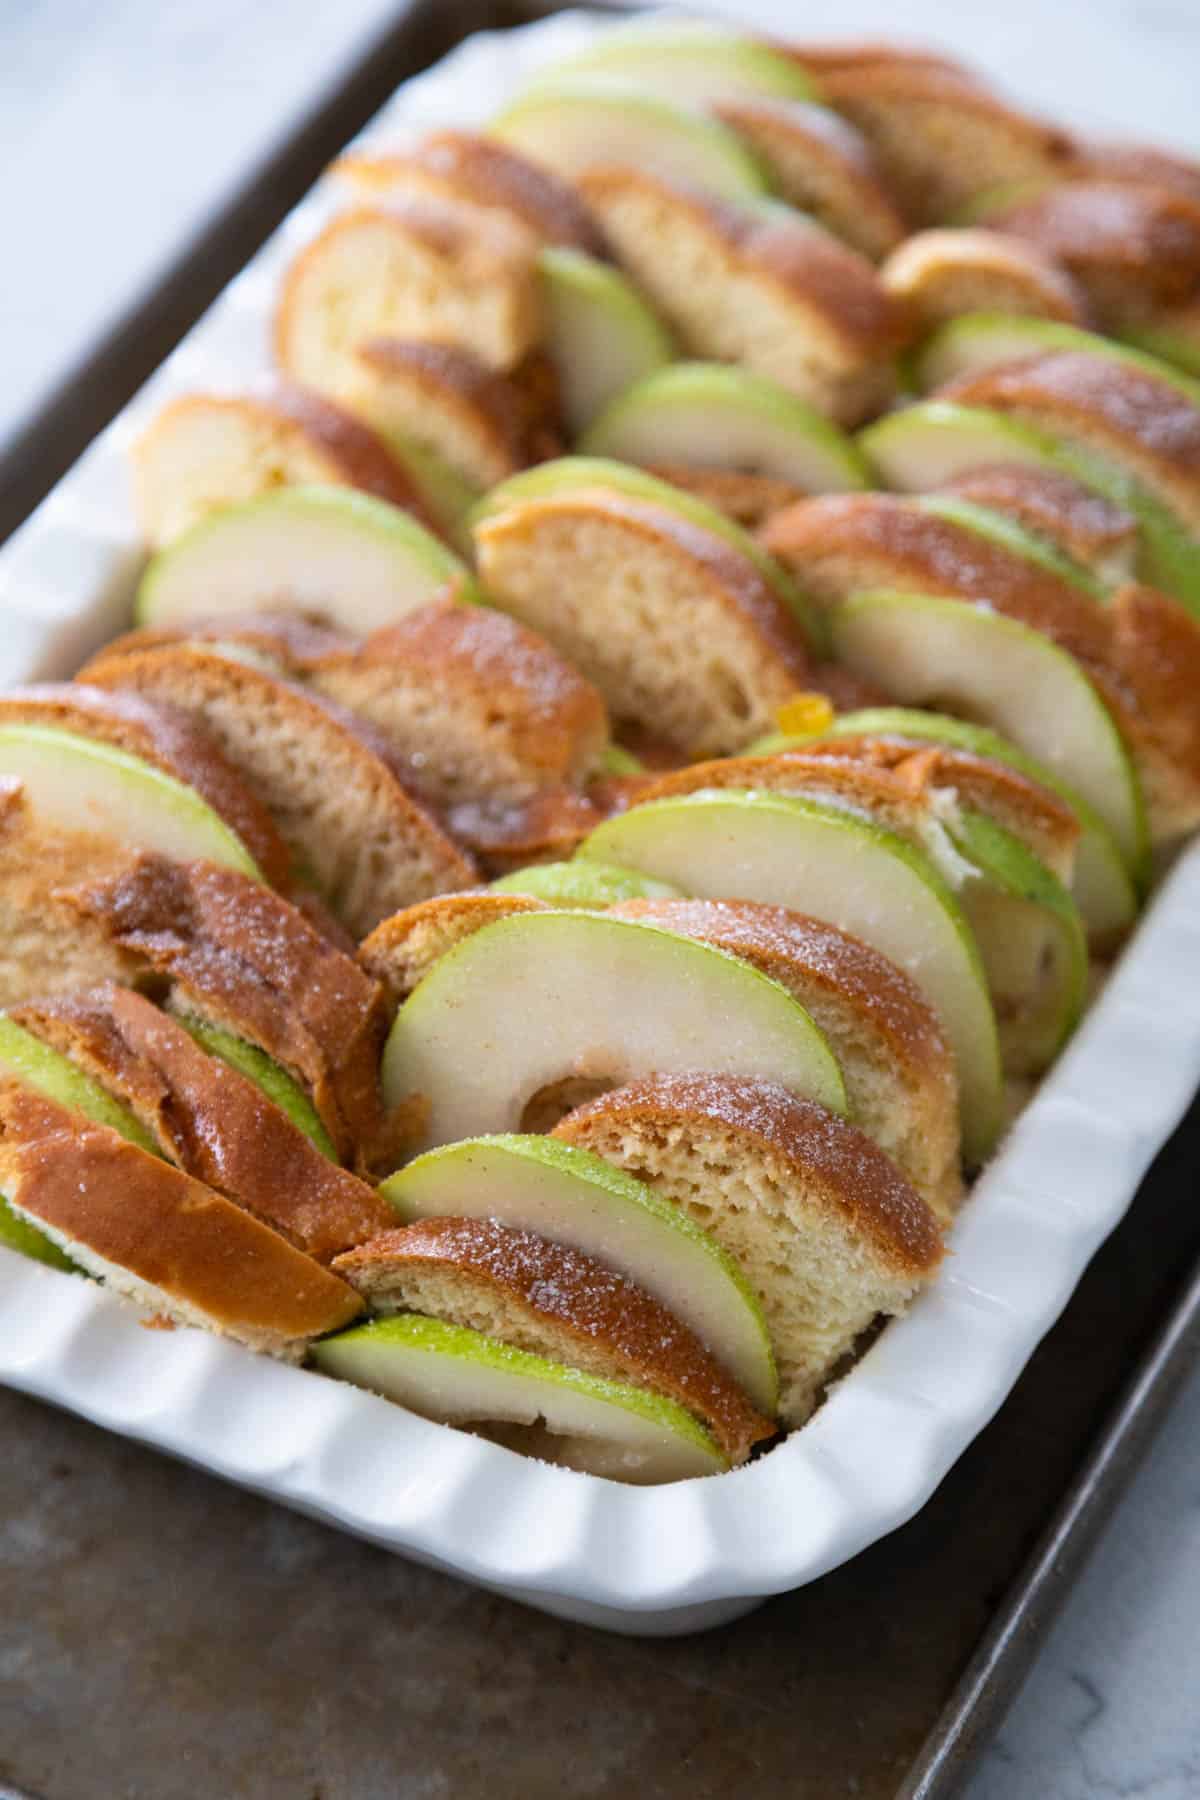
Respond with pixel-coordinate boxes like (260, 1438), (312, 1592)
(1, 4), (1198, 1797)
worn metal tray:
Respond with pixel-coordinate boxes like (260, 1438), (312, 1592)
(2, 2), (1199, 1794)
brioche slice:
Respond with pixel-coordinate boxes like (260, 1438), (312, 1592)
(984, 181), (1200, 325)
(881, 229), (1090, 330)
(76, 642), (476, 935)
(0, 1082), (361, 1356)
(935, 466), (1139, 583)
(358, 892), (545, 1007)
(130, 386), (441, 551)
(553, 1074), (943, 1426)
(65, 856), (388, 1165)
(275, 196), (543, 395)
(939, 350), (1200, 534)
(577, 167), (904, 426)
(641, 465), (808, 530)
(344, 339), (560, 493)
(473, 488), (810, 756)
(777, 41), (974, 80)
(761, 493), (1200, 839)
(0, 684), (290, 889)
(334, 1217), (774, 1463)
(611, 897), (960, 1222)
(713, 98), (905, 258)
(1071, 142), (1200, 209)
(8, 988), (391, 1263)
(335, 129), (606, 254)
(815, 62), (1072, 224)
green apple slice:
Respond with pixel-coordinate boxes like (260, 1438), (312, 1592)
(310, 1313), (726, 1482)
(382, 911), (846, 1149)
(539, 248), (675, 435)
(829, 589), (1148, 878)
(0, 1014), (161, 1271)
(0, 725), (262, 880)
(915, 493), (1107, 598)
(861, 400), (1200, 611)
(173, 1015), (337, 1161)
(748, 707), (1136, 944)
(913, 313), (1200, 409)
(473, 455), (824, 648)
(580, 789), (1003, 1164)
(489, 861), (683, 907)
(135, 485), (480, 635)
(579, 362), (871, 493)
(380, 1134), (776, 1413)
(597, 743), (644, 775)
(490, 84), (770, 202)
(527, 21), (818, 108)
(949, 809), (1088, 1071)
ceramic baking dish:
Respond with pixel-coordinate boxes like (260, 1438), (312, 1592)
(1, 9), (1199, 1637)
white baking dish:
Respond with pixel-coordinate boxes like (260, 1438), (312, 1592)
(2, 10), (1199, 1637)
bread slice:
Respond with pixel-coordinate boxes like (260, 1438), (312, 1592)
(713, 98), (905, 259)
(984, 181), (1200, 325)
(939, 351), (1200, 534)
(131, 385), (441, 550)
(358, 891), (546, 1007)
(0, 683), (291, 889)
(761, 492), (1200, 838)
(473, 488), (810, 756)
(776, 41), (975, 80)
(63, 855), (389, 1166)
(1070, 141), (1200, 208)
(333, 1216), (775, 1463)
(334, 129), (606, 254)
(552, 1073), (943, 1426)
(935, 466), (1139, 584)
(611, 897), (961, 1222)
(0, 1081), (361, 1357)
(815, 62), (1072, 224)
(345, 338), (561, 492)
(641, 464), (808, 530)
(8, 987), (392, 1263)
(275, 196), (544, 395)
(576, 167), (904, 426)
(76, 641), (476, 935)
(880, 229), (1090, 329)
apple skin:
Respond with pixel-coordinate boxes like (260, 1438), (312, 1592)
(489, 861), (683, 907)
(914, 312), (1200, 410)
(174, 1015), (337, 1161)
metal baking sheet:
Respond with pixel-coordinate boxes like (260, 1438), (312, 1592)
(2, 3), (1198, 1793)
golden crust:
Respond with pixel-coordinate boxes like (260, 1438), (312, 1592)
(880, 228), (1091, 328)
(336, 130), (606, 255)
(936, 466), (1138, 574)
(358, 891), (545, 1005)
(333, 1216), (776, 1461)
(0, 683), (291, 890)
(63, 856), (388, 1165)
(554, 1073), (944, 1273)
(0, 1081), (362, 1348)
(642, 464), (810, 530)
(10, 987), (391, 1262)
(1070, 142), (1200, 209)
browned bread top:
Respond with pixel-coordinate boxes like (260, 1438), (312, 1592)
(0, 684), (291, 890)
(337, 129), (606, 254)
(985, 181), (1200, 317)
(354, 337), (562, 479)
(879, 228), (1091, 327)
(0, 1081), (362, 1348)
(357, 890), (546, 1006)
(641, 465), (809, 531)
(1070, 141), (1200, 208)
(935, 466), (1139, 575)
(63, 855), (388, 1165)
(554, 1072), (944, 1273)
(333, 1215), (777, 1461)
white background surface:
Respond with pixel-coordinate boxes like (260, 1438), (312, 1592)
(2, 3), (1199, 1796)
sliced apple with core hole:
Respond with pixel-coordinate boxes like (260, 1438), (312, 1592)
(381, 910), (846, 1151)
(539, 247), (675, 435)
(913, 313), (1200, 409)
(580, 362), (871, 493)
(860, 400), (1200, 611)
(136, 486), (480, 636)
(0, 726), (263, 881)
(173, 1015), (337, 1161)
(380, 1134), (776, 1412)
(526, 21), (818, 109)
(579, 789), (1002, 1164)
(0, 1015), (161, 1270)
(310, 1313), (726, 1482)
(828, 589), (1147, 878)
(489, 862), (683, 907)
(748, 707), (1136, 945)
(490, 85), (770, 202)
(472, 455), (823, 648)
